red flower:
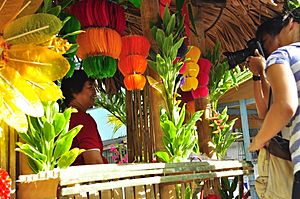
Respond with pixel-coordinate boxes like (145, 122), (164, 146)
(0, 168), (11, 199)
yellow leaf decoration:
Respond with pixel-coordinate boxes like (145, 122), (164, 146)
(3, 13), (63, 45)
(29, 81), (63, 102)
(0, 0), (25, 33)
(18, 0), (43, 17)
(0, 67), (44, 117)
(7, 44), (70, 82)
(0, 98), (28, 132)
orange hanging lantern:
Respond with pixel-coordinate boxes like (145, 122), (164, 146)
(76, 27), (121, 59)
(120, 35), (151, 59)
(184, 61), (200, 77)
(124, 74), (146, 90)
(118, 55), (147, 76)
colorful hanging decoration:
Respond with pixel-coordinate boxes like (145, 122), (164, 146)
(0, 11), (70, 132)
(70, 0), (126, 35)
(124, 74), (147, 90)
(181, 58), (212, 103)
(180, 46), (201, 91)
(119, 35), (151, 59)
(0, 168), (11, 199)
(76, 27), (122, 59)
(118, 35), (150, 90)
(71, 0), (125, 79)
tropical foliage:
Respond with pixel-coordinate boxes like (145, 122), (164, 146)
(208, 107), (241, 160)
(148, 7), (203, 163)
(16, 102), (84, 173)
(206, 42), (252, 110)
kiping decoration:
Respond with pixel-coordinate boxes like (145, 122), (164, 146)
(181, 57), (212, 102)
(70, 0), (126, 35)
(0, 9), (70, 132)
(71, 0), (126, 79)
(118, 35), (150, 90)
(76, 27), (122, 78)
(180, 46), (201, 91)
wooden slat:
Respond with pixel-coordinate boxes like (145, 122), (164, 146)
(126, 90), (135, 163)
(101, 190), (112, 199)
(145, 185), (155, 199)
(9, 126), (17, 199)
(112, 188), (123, 199)
(125, 186), (135, 199)
(59, 161), (252, 185)
(135, 186), (146, 199)
(61, 170), (253, 196)
(88, 192), (100, 199)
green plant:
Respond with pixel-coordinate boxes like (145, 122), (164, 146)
(208, 107), (241, 160)
(16, 102), (84, 173)
(220, 176), (239, 199)
(148, 7), (203, 163)
(94, 90), (126, 137)
(285, 0), (300, 10)
(206, 42), (252, 110)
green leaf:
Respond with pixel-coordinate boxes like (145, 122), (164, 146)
(47, 5), (61, 16)
(163, 5), (171, 28)
(155, 151), (170, 163)
(16, 143), (47, 163)
(53, 113), (66, 135)
(185, 110), (203, 132)
(57, 148), (85, 168)
(62, 30), (84, 39)
(42, 121), (55, 142)
(230, 176), (239, 193)
(3, 13), (63, 45)
(166, 14), (176, 36)
(128, 0), (142, 8)
(64, 44), (79, 55)
(155, 29), (166, 49)
(162, 34), (173, 58)
(27, 157), (40, 173)
(160, 120), (177, 139)
(175, 0), (185, 11)
(58, 0), (74, 10)
(53, 125), (82, 161)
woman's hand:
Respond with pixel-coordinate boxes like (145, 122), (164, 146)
(246, 50), (266, 76)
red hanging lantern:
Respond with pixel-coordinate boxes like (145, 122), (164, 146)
(192, 86), (209, 98)
(120, 35), (151, 59)
(70, 0), (126, 34)
(197, 71), (209, 86)
(118, 55), (147, 76)
(124, 74), (146, 90)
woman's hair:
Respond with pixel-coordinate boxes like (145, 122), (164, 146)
(61, 70), (94, 106)
(282, 7), (300, 26)
(256, 15), (284, 42)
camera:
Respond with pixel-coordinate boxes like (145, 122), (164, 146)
(223, 39), (265, 69)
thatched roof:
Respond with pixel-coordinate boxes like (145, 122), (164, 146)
(125, 0), (285, 52)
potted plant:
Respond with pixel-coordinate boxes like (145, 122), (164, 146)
(16, 101), (84, 199)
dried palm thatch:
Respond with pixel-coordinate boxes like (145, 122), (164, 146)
(125, 0), (285, 52)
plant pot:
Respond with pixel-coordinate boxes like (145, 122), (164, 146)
(18, 178), (59, 199)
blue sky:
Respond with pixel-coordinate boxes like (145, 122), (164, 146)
(87, 108), (126, 141)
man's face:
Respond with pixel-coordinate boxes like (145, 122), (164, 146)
(262, 33), (280, 57)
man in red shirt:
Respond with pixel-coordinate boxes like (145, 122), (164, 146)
(61, 70), (107, 165)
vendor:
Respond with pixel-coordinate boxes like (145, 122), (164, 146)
(61, 70), (108, 165)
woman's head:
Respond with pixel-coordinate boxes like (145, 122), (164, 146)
(256, 16), (284, 56)
(61, 70), (96, 110)
(279, 7), (300, 45)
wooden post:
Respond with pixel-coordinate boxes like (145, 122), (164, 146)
(188, 5), (214, 157)
(140, 0), (165, 153)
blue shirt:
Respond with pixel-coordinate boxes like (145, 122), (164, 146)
(266, 42), (300, 173)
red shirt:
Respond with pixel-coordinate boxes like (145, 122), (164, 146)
(69, 111), (108, 165)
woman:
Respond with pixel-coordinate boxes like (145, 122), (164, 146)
(248, 8), (300, 198)
(61, 70), (108, 165)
